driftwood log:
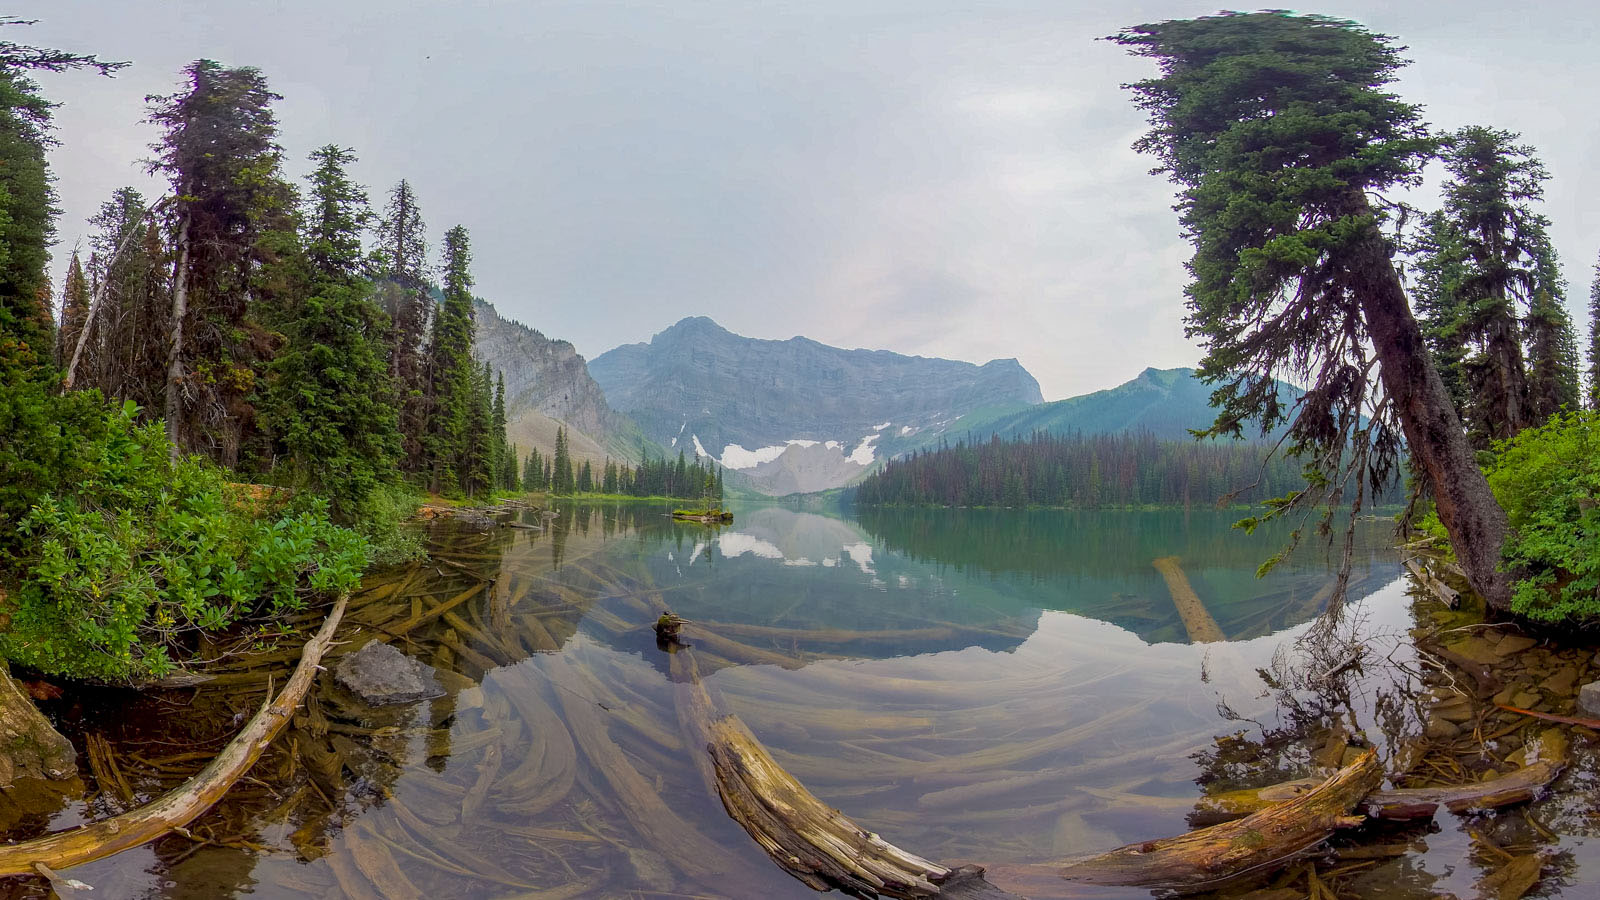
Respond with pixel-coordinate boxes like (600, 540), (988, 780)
(1190, 758), (1565, 826)
(1056, 749), (1381, 891)
(669, 649), (1021, 899)
(0, 591), (349, 877)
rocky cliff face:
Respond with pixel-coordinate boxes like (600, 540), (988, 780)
(473, 299), (636, 462)
(589, 317), (1043, 479)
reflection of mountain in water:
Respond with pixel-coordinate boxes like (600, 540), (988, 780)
(482, 503), (1403, 669)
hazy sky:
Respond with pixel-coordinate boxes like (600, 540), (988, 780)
(21, 1), (1600, 400)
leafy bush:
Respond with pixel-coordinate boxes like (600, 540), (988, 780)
(4, 400), (368, 680)
(1484, 412), (1600, 623)
(344, 481), (425, 567)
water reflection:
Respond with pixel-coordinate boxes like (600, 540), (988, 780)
(31, 501), (1598, 900)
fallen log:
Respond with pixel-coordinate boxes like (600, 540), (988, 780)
(1188, 758), (1565, 826)
(1152, 556), (1226, 643)
(1404, 558), (1460, 608)
(1363, 759), (1564, 819)
(668, 648), (1023, 898)
(1057, 749), (1381, 891)
(0, 592), (349, 877)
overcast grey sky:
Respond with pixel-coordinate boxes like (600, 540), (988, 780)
(20, 1), (1600, 400)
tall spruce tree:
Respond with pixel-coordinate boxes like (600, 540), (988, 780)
(492, 370), (509, 488)
(1522, 234), (1580, 422)
(54, 252), (88, 367)
(260, 145), (400, 518)
(1409, 211), (1472, 415)
(82, 187), (167, 411)
(1110, 12), (1514, 609)
(1590, 251), (1600, 408)
(460, 360), (494, 497)
(372, 179), (431, 473)
(422, 225), (476, 494)
(147, 60), (298, 465)
(1438, 126), (1552, 443)
(552, 425), (573, 495)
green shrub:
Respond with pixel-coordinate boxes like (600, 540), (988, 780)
(5, 401), (368, 680)
(344, 481), (426, 568)
(1484, 411), (1600, 623)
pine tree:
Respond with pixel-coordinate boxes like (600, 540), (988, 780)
(1522, 235), (1580, 423)
(552, 426), (573, 495)
(54, 253), (89, 368)
(1439, 126), (1552, 443)
(422, 225), (476, 494)
(1589, 251), (1600, 409)
(577, 459), (593, 493)
(146, 60), (298, 465)
(523, 447), (544, 492)
(459, 359), (494, 498)
(492, 370), (509, 487)
(81, 187), (167, 411)
(372, 179), (431, 473)
(1109, 12), (1513, 610)
(1409, 211), (1472, 415)
(259, 145), (400, 518)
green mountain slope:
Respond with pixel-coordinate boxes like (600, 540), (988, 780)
(876, 366), (1293, 460)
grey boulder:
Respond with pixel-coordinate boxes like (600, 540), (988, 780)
(335, 640), (445, 706)
(1579, 680), (1600, 718)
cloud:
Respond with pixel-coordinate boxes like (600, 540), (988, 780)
(25, 0), (1600, 400)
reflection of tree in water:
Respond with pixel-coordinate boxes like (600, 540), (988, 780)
(1186, 589), (1584, 899)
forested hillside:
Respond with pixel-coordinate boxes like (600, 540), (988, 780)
(854, 431), (1348, 509)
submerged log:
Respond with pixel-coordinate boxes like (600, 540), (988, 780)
(669, 649), (1023, 899)
(1189, 758), (1565, 826)
(1405, 558), (1460, 608)
(1057, 749), (1381, 891)
(0, 591), (349, 877)
(1151, 556), (1225, 643)
(1364, 759), (1565, 820)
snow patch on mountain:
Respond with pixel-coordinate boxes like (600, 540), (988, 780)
(719, 443), (790, 469)
(848, 434), (879, 465)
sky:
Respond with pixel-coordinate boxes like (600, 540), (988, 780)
(19, 1), (1600, 401)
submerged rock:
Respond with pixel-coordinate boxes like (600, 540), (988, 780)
(335, 640), (445, 706)
(1579, 681), (1600, 718)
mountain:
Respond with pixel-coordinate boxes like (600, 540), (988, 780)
(472, 299), (645, 466)
(877, 366), (1296, 459)
(589, 316), (1044, 493)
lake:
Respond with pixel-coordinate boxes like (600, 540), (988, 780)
(28, 501), (1600, 898)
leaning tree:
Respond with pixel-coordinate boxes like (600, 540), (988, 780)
(1110, 12), (1514, 609)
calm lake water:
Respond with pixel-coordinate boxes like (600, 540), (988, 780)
(21, 502), (1600, 898)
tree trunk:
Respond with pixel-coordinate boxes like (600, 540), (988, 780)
(64, 196), (170, 392)
(1345, 195), (1514, 610)
(164, 213), (192, 462)
(0, 661), (75, 787)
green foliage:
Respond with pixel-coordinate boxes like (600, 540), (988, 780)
(1482, 412), (1600, 623)
(1109, 11), (1432, 523)
(6, 401), (367, 680)
(342, 481), (424, 568)
(259, 145), (401, 520)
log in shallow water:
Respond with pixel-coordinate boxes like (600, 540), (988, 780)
(0, 592), (350, 878)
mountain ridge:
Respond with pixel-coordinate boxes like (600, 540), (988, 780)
(590, 315), (1046, 493)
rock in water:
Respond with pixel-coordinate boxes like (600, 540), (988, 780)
(1578, 681), (1600, 718)
(335, 641), (445, 706)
